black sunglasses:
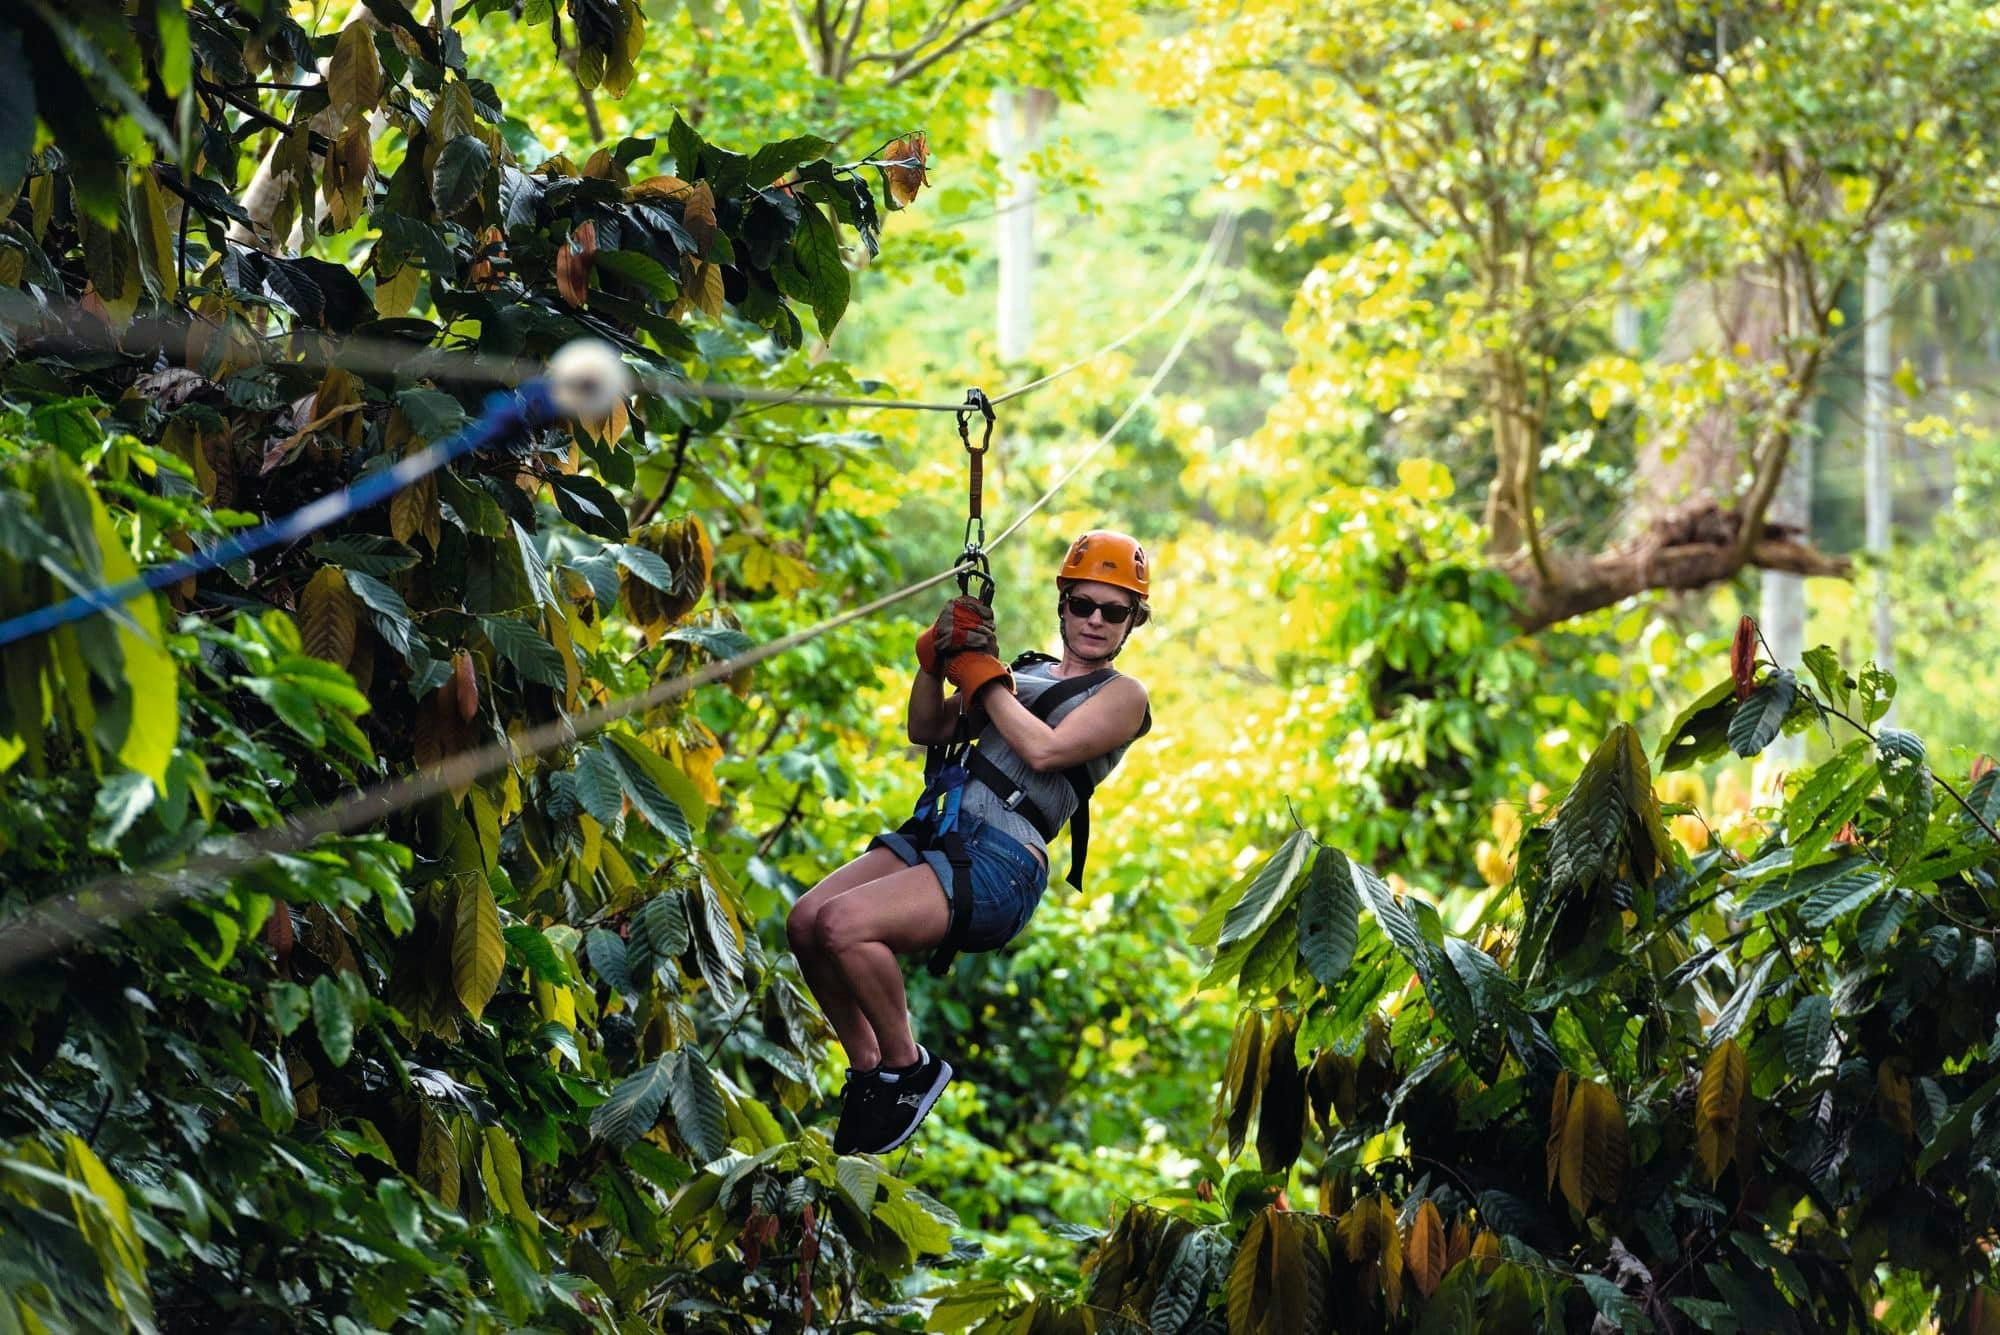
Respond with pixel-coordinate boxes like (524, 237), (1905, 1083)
(1061, 593), (1137, 625)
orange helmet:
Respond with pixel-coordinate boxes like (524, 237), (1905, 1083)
(1057, 530), (1150, 601)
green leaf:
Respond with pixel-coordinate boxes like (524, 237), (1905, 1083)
(787, 200), (849, 336)
(747, 135), (835, 186)
(1295, 846), (1361, 987)
(91, 771), (155, 849)
(0, 29), (35, 198)
(590, 1055), (673, 1147)
(269, 981), (311, 1036)
(835, 1155), (878, 1214)
(1728, 670), (1796, 757)
(1782, 995), (1832, 1077)
(480, 614), (567, 688)
(1709, 952), (1776, 1043)
(1659, 679), (1738, 771)
(1857, 889), (1909, 955)
(344, 569), (415, 659)
(313, 534), (420, 575)
(1783, 739), (1873, 844)
(452, 874), (505, 1021)
(548, 472), (628, 541)
(1915, 1066), (2000, 1175)
(1858, 663), (1896, 726)
(1217, 829), (1313, 949)
(586, 927), (635, 998)
(593, 248), (678, 301)
(670, 1048), (728, 1162)
(631, 892), (690, 975)
(1800, 645), (1852, 714)
(612, 543), (676, 592)
(604, 733), (701, 844)
(572, 746), (625, 829)
(1738, 854), (1856, 916)
(1798, 868), (1885, 928)
(311, 973), (356, 1066)
(503, 924), (574, 984)
(433, 135), (492, 215)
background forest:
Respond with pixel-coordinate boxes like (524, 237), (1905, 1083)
(2, 0), (1999, 1331)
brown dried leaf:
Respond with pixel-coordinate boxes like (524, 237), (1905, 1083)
(681, 181), (717, 257)
(1732, 614), (1758, 701)
(557, 220), (597, 308)
(881, 132), (930, 208)
(468, 225), (506, 290)
(630, 174), (693, 200)
(1405, 1199), (1446, 1299)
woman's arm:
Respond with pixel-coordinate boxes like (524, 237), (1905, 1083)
(977, 676), (1148, 772)
(907, 666), (964, 746)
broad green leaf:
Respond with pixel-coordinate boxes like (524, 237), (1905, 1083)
(1858, 664), (1896, 725)
(1783, 995), (1832, 1078)
(1728, 671), (1796, 757)
(1798, 868), (1885, 929)
(586, 927), (636, 998)
(62, 1132), (152, 1328)
(1783, 739), (1872, 844)
(480, 1127), (536, 1230)
(1658, 679), (1736, 771)
(746, 135), (835, 185)
(452, 874), (505, 1020)
(1708, 952), (1776, 1044)
(787, 200), (849, 336)
(503, 923), (573, 984)
(310, 973), (356, 1066)
(670, 1049), (728, 1163)
(1857, 890), (1910, 955)
(604, 733), (702, 843)
(572, 746), (625, 829)
(344, 569), (415, 659)
(593, 248), (678, 301)
(1217, 829), (1312, 950)
(591, 1056), (673, 1146)
(481, 614), (567, 688)
(433, 135), (492, 216)
(1915, 1067), (2000, 1175)
(836, 1155), (877, 1214)
(1295, 846), (1361, 987)
(1799, 645), (1852, 714)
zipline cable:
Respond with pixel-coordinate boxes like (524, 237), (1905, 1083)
(0, 219), (1226, 649)
(0, 213), (1233, 974)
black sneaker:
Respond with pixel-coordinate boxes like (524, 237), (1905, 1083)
(858, 1046), (953, 1154)
(832, 1066), (881, 1154)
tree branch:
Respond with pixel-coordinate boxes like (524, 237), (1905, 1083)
(873, 0), (1031, 89)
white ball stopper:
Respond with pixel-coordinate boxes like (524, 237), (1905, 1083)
(546, 339), (634, 419)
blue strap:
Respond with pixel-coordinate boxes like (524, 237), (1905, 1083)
(0, 381), (562, 649)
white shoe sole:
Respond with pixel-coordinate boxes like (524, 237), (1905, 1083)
(870, 1058), (954, 1153)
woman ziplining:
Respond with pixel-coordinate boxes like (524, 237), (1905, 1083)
(784, 523), (1154, 1156)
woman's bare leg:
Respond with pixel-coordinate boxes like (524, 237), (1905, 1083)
(787, 847), (913, 1069)
(811, 863), (952, 1070)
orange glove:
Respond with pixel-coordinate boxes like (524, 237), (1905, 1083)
(945, 650), (1014, 701)
(917, 597), (996, 675)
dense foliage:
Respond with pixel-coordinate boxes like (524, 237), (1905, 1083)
(925, 634), (2000, 1332)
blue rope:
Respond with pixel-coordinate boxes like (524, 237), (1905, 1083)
(0, 381), (562, 650)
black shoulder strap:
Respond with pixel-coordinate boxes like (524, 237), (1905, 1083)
(1010, 650), (1060, 671)
(1027, 667), (1119, 724)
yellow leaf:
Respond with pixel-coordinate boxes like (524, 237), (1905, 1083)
(1893, 358), (1922, 399)
(1405, 1199), (1446, 1298)
(327, 22), (382, 122)
(1695, 1039), (1747, 1186)
(1558, 1079), (1627, 1215)
(1588, 384), (1612, 421)
(692, 260), (725, 317)
(1546, 1070), (1569, 1197)
(129, 168), (178, 303)
(451, 873), (504, 1021)
(63, 1132), (151, 1327)
(299, 567), (358, 669)
(1877, 1061), (1913, 1138)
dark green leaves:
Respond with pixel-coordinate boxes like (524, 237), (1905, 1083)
(480, 614), (567, 688)
(786, 201), (848, 337)
(344, 569), (415, 658)
(1729, 669), (1797, 757)
(591, 1055), (673, 1147)
(1295, 847), (1361, 987)
(0, 31), (36, 199)
(433, 135), (492, 215)
(1783, 995), (1832, 1077)
(603, 733), (698, 846)
(1216, 830), (1312, 950)
(670, 1048), (728, 1163)
(746, 135), (834, 186)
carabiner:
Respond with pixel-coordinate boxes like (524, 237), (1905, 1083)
(956, 388), (995, 456)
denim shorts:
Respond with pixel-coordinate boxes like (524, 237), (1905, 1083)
(869, 816), (1049, 953)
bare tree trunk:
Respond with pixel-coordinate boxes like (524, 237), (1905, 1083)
(991, 87), (1052, 363)
(1864, 236), (1895, 693)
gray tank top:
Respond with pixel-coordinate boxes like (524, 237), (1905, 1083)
(957, 662), (1135, 862)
